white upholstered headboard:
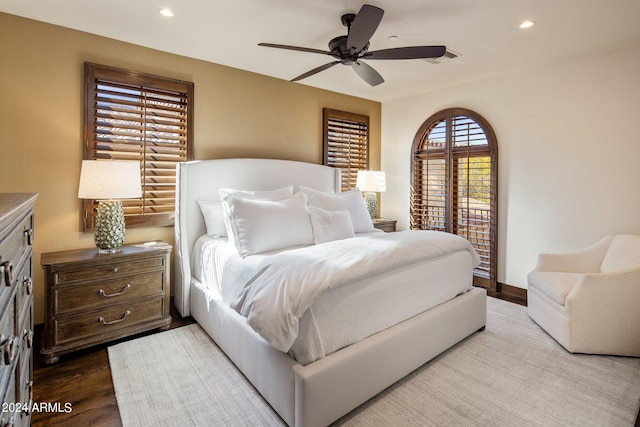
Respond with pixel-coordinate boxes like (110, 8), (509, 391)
(174, 158), (341, 317)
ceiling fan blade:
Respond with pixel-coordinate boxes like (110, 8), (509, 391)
(366, 45), (447, 60)
(291, 61), (341, 82)
(351, 61), (384, 86)
(258, 43), (331, 56)
(347, 4), (384, 52)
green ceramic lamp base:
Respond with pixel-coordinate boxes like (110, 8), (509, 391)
(94, 200), (126, 252)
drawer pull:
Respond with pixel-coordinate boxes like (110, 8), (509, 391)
(2, 261), (13, 286)
(23, 276), (33, 295)
(1, 335), (17, 365)
(99, 310), (131, 326)
(98, 283), (131, 298)
(23, 329), (33, 349)
(24, 228), (34, 245)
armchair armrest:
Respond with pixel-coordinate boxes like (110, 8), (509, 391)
(533, 235), (614, 273)
(564, 266), (640, 356)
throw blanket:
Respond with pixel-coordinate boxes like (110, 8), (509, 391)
(231, 230), (480, 352)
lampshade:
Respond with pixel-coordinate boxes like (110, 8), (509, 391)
(356, 170), (386, 192)
(78, 160), (142, 200)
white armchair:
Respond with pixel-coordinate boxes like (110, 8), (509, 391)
(527, 234), (640, 356)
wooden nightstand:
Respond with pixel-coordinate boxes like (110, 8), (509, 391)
(40, 242), (171, 364)
(373, 218), (397, 232)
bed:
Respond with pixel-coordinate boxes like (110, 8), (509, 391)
(174, 158), (487, 427)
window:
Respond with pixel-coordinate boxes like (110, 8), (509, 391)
(323, 108), (369, 192)
(83, 63), (194, 230)
(411, 108), (498, 289)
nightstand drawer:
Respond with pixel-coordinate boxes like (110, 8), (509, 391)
(55, 271), (165, 315)
(54, 296), (165, 345)
(53, 256), (165, 285)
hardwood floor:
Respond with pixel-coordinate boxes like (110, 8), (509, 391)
(32, 298), (640, 427)
(32, 303), (194, 427)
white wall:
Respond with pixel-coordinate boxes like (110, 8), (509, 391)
(381, 41), (640, 288)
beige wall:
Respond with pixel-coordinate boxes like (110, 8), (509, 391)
(0, 13), (381, 324)
(382, 41), (640, 289)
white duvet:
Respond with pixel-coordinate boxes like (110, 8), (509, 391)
(231, 230), (480, 352)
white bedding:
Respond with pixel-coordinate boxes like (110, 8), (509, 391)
(193, 230), (479, 364)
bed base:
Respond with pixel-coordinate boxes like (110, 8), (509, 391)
(191, 280), (487, 427)
(175, 159), (487, 426)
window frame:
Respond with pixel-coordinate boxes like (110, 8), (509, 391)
(82, 62), (194, 230)
(410, 108), (498, 289)
(322, 108), (369, 192)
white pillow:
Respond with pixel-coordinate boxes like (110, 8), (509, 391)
(219, 186), (294, 246)
(299, 186), (374, 233)
(226, 191), (314, 256)
(308, 206), (355, 244)
(197, 200), (226, 237)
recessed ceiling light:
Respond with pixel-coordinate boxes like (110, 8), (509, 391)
(159, 8), (174, 17)
(519, 20), (535, 29)
(388, 35), (399, 41)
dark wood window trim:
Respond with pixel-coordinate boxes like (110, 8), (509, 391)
(410, 108), (498, 290)
(83, 62), (194, 230)
(323, 108), (369, 192)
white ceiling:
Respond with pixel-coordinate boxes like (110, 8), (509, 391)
(3, 0), (640, 102)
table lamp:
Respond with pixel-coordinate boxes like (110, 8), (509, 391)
(356, 170), (386, 220)
(78, 160), (142, 253)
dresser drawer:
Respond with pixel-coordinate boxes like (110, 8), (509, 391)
(17, 297), (33, 370)
(14, 254), (32, 325)
(0, 213), (33, 289)
(53, 256), (165, 285)
(0, 371), (17, 426)
(0, 295), (15, 368)
(54, 296), (165, 346)
(55, 271), (165, 315)
(17, 343), (32, 422)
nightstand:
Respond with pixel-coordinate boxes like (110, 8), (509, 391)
(40, 242), (171, 364)
(373, 218), (397, 232)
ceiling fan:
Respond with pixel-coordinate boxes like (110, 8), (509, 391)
(259, 4), (446, 87)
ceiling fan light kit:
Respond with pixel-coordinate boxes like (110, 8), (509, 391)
(259, 4), (446, 86)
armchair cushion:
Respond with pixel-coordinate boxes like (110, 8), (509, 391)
(528, 272), (582, 306)
(600, 234), (640, 273)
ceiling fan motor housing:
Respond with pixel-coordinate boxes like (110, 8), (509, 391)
(329, 35), (368, 65)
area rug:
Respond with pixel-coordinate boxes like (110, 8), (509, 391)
(108, 298), (640, 426)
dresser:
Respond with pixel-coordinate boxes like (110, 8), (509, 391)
(40, 242), (171, 364)
(0, 193), (37, 427)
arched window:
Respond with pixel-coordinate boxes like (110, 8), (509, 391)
(411, 108), (498, 290)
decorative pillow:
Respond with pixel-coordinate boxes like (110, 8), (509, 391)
(219, 186), (294, 246)
(600, 234), (640, 273)
(299, 186), (374, 233)
(226, 191), (314, 256)
(308, 206), (355, 244)
(197, 200), (226, 237)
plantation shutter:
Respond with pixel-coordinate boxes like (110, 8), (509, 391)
(411, 118), (447, 231)
(411, 108), (497, 289)
(83, 63), (194, 230)
(323, 109), (369, 191)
